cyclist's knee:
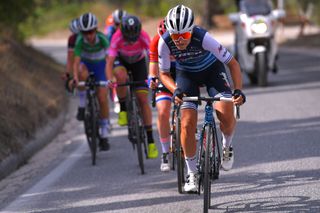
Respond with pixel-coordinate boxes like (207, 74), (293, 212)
(78, 70), (87, 80)
(114, 67), (127, 82)
(79, 63), (88, 73)
(97, 90), (108, 103)
(115, 74), (127, 83)
(158, 110), (170, 120)
(138, 96), (149, 106)
(158, 106), (170, 120)
(181, 109), (197, 131)
(113, 66), (126, 74)
(181, 120), (196, 135)
(219, 114), (236, 134)
(217, 109), (235, 122)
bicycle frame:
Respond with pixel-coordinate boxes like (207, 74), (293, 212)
(182, 96), (235, 213)
(78, 73), (107, 165)
(197, 100), (221, 181)
(115, 70), (147, 174)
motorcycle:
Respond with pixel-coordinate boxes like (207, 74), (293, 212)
(229, 0), (285, 86)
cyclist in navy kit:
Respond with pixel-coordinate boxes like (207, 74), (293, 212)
(158, 5), (246, 192)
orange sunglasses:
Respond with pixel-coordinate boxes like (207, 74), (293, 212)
(170, 32), (192, 41)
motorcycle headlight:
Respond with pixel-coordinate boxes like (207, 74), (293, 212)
(251, 22), (268, 34)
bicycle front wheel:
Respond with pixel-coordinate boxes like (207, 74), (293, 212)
(84, 98), (98, 166)
(136, 120), (145, 175)
(211, 127), (221, 180)
(132, 100), (145, 175)
(203, 126), (212, 213)
(176, 116), (185, 193)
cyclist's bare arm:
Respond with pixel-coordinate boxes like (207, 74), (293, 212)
(159, 71), (176, 93)
(106, 55), (116, 82)
(73, 56), (81, 83)
(149, 62), (159, 78)
(148, 63), (159, 89)
(227, 58), (242, 91)
(66, 50), (74, 75)
(226, 58), (244, 105)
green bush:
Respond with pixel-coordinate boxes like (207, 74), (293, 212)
(0, 0), (36, 40)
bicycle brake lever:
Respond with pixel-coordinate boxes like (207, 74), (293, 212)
(236, 105), (240, 119)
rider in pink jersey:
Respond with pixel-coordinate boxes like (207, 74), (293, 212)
(108, 28), (150, 63)
(106, 15), (159, 159)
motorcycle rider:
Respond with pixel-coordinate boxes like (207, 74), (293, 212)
(231, 0), (281, 86)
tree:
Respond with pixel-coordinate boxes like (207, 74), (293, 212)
(203, 0), (222, 28)
(0, 0), (36, 38)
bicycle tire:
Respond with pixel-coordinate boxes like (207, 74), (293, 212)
(176, 116), (185, 194)
(197, 126), (205, 195)
(211, 128), (221, 180)
(203, 126), (212, 213)
(132, 99), (145, 174)
(84, 96), (98, 166)
(140, 124), (148, 159)
(126, 93), (135, 146)
(84, 114), (95, 165)
(90, 108), (98, 166)
(170, 138), (175, 171)
(170, 107), (176, 171)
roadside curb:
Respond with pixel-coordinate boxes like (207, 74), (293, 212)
(0, 105), (68, 180)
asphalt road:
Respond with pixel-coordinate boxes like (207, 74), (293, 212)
(1, 36), (320, 212)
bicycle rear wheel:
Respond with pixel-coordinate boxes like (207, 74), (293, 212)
(203, 126), (212, 213)
(176, 116), (185, 193)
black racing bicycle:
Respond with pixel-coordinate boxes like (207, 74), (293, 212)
(171, 97), (240, 212)
(181, 95), (239, 213)
(115, 71), (148, 174)
(78, 73), (108, 166)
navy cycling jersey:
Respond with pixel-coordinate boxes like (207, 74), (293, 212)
(158, 26), (233, 72)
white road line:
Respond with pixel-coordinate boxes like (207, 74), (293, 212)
(2, 136), (87, 212)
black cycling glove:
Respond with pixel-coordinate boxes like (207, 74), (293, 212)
(65, 74), (74, 93)
(233, 89), (246, 104)
(172, 88), (184, 102)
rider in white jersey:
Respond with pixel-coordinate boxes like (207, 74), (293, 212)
(158, 5), (246, 192)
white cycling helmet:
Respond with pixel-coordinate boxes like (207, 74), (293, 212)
(165, 5), (194, 34)
(112, 9), (127, 25)
(69, 18), (79, 34)
(79, 12), (98, 31)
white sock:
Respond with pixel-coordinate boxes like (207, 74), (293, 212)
(222, 131), (234, 148)
(160, 137), (170, 153)
(78, 91), (86, 108)
(100, 119), (109, 138)
(185, 155), (197, 174)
